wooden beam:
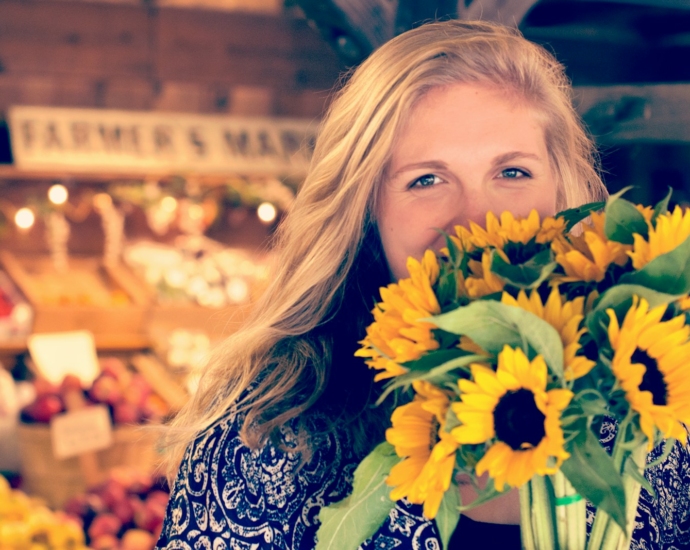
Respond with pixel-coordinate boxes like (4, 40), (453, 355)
(574, 84), (690, 143)
(0, 0), (340, 91)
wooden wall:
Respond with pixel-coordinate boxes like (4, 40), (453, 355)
(0, 0), (342, 118)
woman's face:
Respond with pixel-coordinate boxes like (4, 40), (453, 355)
(377, 83), (558, 280)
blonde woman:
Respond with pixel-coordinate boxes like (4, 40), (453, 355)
(157, 20), (690, 549)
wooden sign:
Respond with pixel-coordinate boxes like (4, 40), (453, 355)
(8, 105), (317, 176)
(50, 405), (113, 460)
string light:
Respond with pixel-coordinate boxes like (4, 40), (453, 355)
(188, 204), (204, 221)
(48, 184), (69, 205)
(14, 207), (35, 230)
(257, 202), (277, 224)
(160, 196), (178, 213)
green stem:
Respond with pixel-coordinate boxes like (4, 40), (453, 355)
(528, 475), (556, 550)
(599, 445), (646, 550)
(552, 471), (586, 550)
(520, 481), (536, 550)
(588, 414), (643, 550)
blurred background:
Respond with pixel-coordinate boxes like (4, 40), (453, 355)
(0, 1), (688, 543)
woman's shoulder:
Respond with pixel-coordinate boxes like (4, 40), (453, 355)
(159, 411), (361, 550)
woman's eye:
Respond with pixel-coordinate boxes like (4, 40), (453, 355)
(500, 168), (530, 179)
(411, 174), (441, 188)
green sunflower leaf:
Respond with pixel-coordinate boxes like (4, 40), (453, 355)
(652, 187), (673, 222)
(590, 284), (683, 313)
(490, 248), (557, 289)
(316, 442), (399, 550)
(379, 354), (483, 402)
(584, 284), (683, 348)
(403, 348), (471, 372)
(436, 483), (461, 549)
(619, 234), (690, 295)
(560, 427), (627, 532)
(443, 231), (461, 268)
(429, 301), (565, 379)
(623, 454), (655, 498)
(556, 200), (606, 232)
(604, 187), (648, 244)
(437, 269), (459, 309)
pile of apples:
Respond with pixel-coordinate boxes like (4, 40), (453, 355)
(0, 475), (87, 550)
(21, 357), (170, 425)
(63, 468), (169, 550)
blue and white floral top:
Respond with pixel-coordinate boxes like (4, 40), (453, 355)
(157, 413), (690, 550)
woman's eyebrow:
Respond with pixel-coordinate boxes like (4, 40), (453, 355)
(492, 151), (543, 165)
(389, 160), (449, 178)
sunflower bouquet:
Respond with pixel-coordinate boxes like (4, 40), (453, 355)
(315, 189), (690, 550)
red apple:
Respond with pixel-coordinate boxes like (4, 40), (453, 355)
(89, 374), (123, 406)
(121, 529), (155, 550)
(88, 513), (122, 540)
(128, 472), (154, 496)
(113, 401), (141, 425)
(22, 394), (64, 423)
(134, 502), (164, 534)
(34, 377), (59, 397)
(98, 479), (128, 511)
(100, 357), (130, 383)
(122, 375), (152, 408)
(113, 499), (136, 526)
(144, 491), (169, 512)
(152, 521), (163, 543)
(63, 493), (90, 519)
(91, 534), (120, 550)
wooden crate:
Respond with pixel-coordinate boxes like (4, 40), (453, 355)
(0, 251), (148, 338)
(16, 423), (161, 508)
(148, 302), (252, 341)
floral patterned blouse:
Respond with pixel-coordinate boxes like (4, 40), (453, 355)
(157, 413), (690, 550)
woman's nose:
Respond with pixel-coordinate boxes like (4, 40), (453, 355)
(450, 190), (492, 230)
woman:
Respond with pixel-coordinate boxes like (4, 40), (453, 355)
(157, 20), (690, 549)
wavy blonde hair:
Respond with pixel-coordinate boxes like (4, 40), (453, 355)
(162, 19), (607, 477)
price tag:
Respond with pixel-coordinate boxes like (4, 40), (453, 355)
(28, 330), (100, 386)
(50, 405), (113, 459)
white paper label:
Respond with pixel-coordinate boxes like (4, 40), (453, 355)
(50, 405), (113, 459)
(28, 330), (100, 386)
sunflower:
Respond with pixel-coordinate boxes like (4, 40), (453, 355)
(629, 206), (690, 270)
(501, 287), (595, 380)
(452, 210), (565, 252)
(386, 381), (458, 519)
(356, 250), (441, 380)
(465, 250), (506, 299)
(552, 211), (630, 282)
(607, 297), (690, 448)
(451, 346), (572, 491)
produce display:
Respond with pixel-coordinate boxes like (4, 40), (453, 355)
(0, 270), (32, 339)
(0, 475), (87, 550)
(8, 255), (131, 307)
(62, 469), (169, 550)
(123, 236), (269, 308)
(20, 358), (170, 426)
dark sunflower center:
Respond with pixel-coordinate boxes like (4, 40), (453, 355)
(503, 240), (545, 265)
(632, 348), (668, 406)
(494, 388), (546, 450)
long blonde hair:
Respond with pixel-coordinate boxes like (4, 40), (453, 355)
(163, 20), (607, 477)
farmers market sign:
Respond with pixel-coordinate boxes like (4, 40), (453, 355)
(8, 106), (316, 176)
